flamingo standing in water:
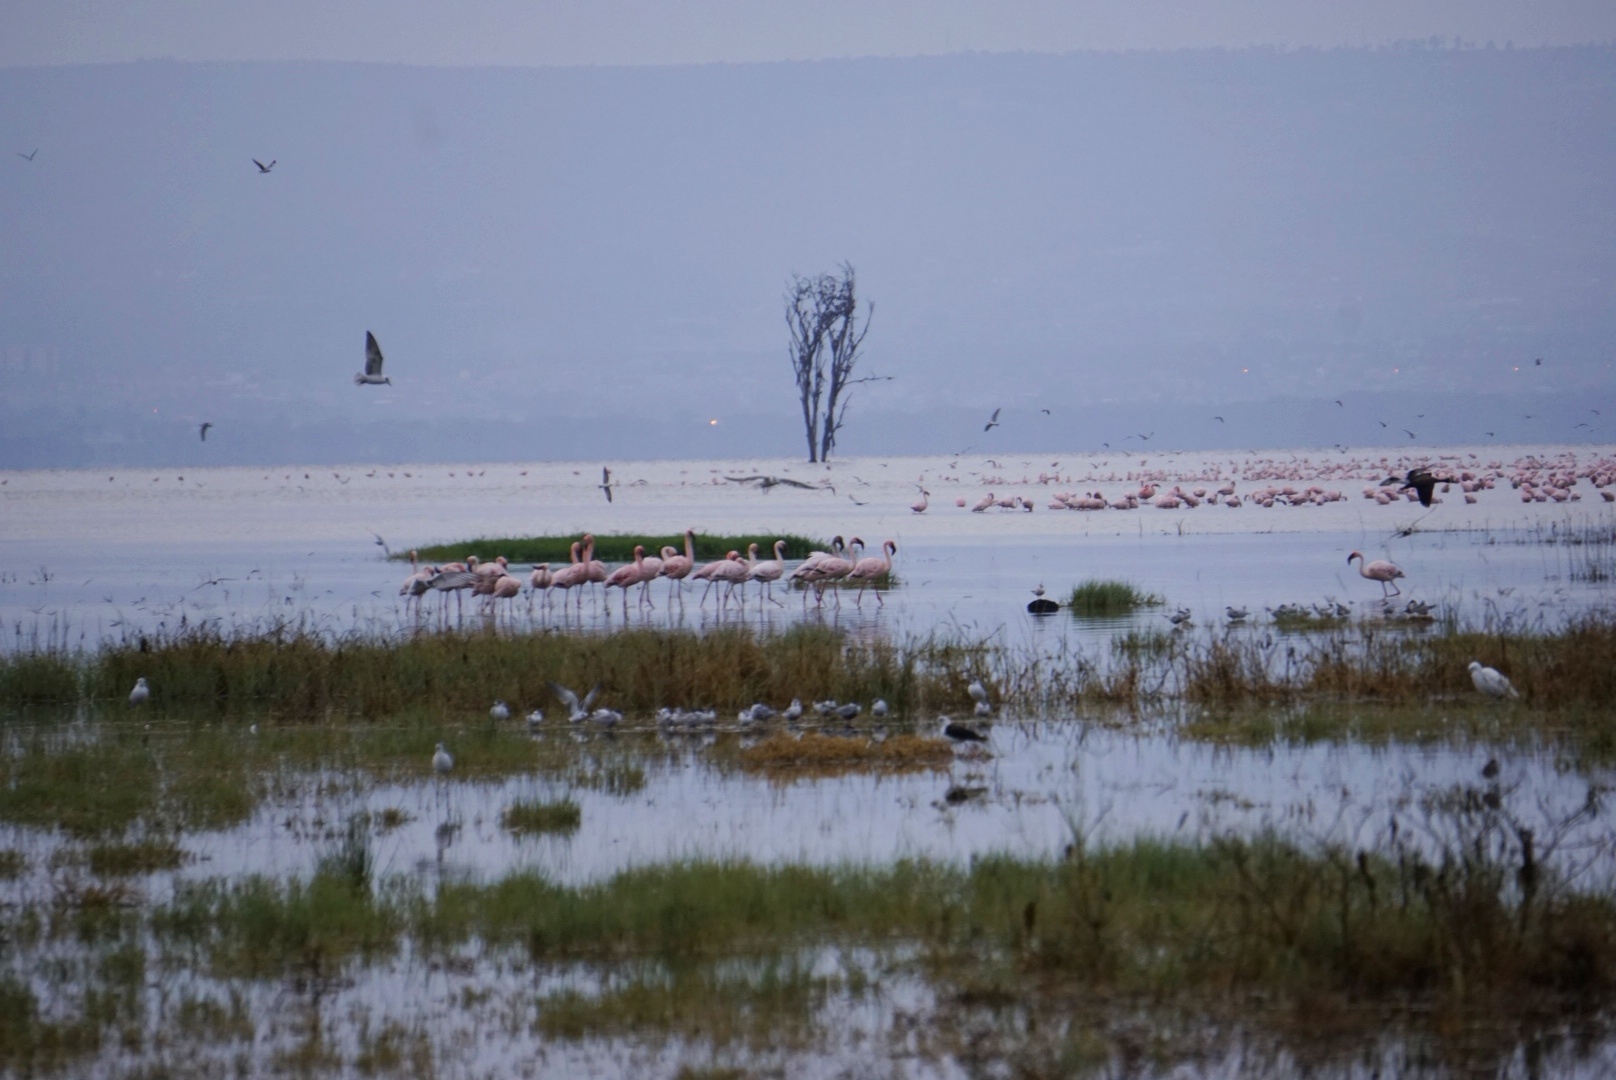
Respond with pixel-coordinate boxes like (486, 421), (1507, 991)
(635, 547), (664, 609)
(1348, 551), (1405, 597)
(548, 541), (589, 614)
(799, 541), (855, 608)
(528, 563), (554, 613)
(659, 529), (696, 607)
(746, 540), (788, 608)
(604, 545), (648, 616)
(399, 550), (435, 615)
(846, 538), (897, 606)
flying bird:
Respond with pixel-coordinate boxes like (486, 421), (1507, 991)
(1333, 400), (1343, 407)
(355, 331), (391, 385)
(1534, 358), (1542, 366)
(253, 158), (276, 173)
(1377, 420), (1388, 428)
(1040, 408), (1051, 415)
(1382, 467), (1448, 508)
(1214, 416), (1224, 423)
(600, 466), (614, 503)
(983, 407), (1002, 432)
(1403, 429), (1417, 439)
(18, 149), (38, 161)
(199, 422), (212, 442)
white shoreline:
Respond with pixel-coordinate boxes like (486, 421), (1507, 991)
(2, 444), (1611, 547)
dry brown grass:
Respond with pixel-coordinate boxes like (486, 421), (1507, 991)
(737, 732), (954, 779)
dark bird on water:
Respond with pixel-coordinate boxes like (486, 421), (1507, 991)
(600, 466), (614, 503)
(940, 718), (988, 743)
(199, 422), (212, 442)
(18, 149), (38, 161)
(983, 407), (1001, 432)
(253, 158), (276, 173)
(355, 331), (390, 385)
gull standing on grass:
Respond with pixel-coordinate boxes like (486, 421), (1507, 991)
(129, 677), (150, 705)
(1469, 661), (1520, 700)
(490, 700), (510, 722)
(433, 743), (454, 774)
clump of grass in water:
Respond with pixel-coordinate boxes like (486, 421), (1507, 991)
(318, 814), (374, 893)
(87, 838), (186, 877)
(737, 732), (954, 779)
(500, 798), (582, 835)
(406, 532), (827, 565)
(1066, 580), (1162, 617)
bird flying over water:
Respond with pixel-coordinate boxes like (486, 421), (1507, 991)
(983, 407), (1001, 432)
(253, 158), (276, 173)
(356, 331), (391, 385)
(1381, 467), (1448, 508)
(600, 467), (614, 503)
(199, 422), (212, 442)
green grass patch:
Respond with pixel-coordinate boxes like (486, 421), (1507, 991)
(0, 653), (81, 704)
(87, 839), (186, 877)
(500, 798), (582, 835)
(0, 849), (24, 879)
(1066, 579), (1162, 617)
(406, 532), (826, 565)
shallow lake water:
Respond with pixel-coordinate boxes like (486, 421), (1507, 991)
(2, 446), (1614, 1078)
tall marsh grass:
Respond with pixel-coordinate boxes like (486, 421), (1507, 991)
(1065, 579), (1162, 617)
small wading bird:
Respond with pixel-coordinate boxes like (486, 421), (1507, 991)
(1348, 551), (1405, 597)
(489, 700), (509, 722)
(1469, 661), (1520, 700)
(940, 717), (987, 743)
(253, 158), (275, 173)
(129, 677), (150, 705)
(199, 422), (212, 442)
(355, 331), (391, 385)
(432, 743), (453, 775)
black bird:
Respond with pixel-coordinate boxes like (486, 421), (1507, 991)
(1138, 432), (1154, 441)
(1481, 758), (1500, 780)
(1535, 358), (1542, 366)
(939, 718), (987, 743)
(1333, 399), (1343, 407)
(1381, 467), (1449, 508)
(199, 422), (212, 442)
(1403, 429), (1417, 439)
(1377, 419), (1388, 428)
(600, 466), (614, 503)
(983, 407), (1001, 432)
(253, 158), (276, 173)
(1213, 416), (1224, 423)
(18, 148), (37, 161)
(1040, 408), (1051, 415)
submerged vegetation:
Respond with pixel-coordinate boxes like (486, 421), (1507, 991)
(406, 532), (827, 565)
(1065, 579), (1162, 617)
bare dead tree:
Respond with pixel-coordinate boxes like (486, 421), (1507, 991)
(784, 264), (884, 463)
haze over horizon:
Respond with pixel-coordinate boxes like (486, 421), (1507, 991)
(4, 6), (1615, 467)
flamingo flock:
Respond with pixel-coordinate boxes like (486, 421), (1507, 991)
(399, 530), (898, 622)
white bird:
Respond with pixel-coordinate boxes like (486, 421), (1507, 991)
(1469, 661), (1520, 700)
(490, 700), (510, 722)
(355, 331), (392, 386)
(783, 698), (803, 721)
(967, 680), (988, 706)
(526, 709), (544, 731)
(814, 700), (838, 717)
(973, 701), (993, 718)
(550, 681), (601, 722)
(432, 742), (454, 774)
(1226, 606), (1249, 622)
(749, 703), (776, 721)
(836, 702), (861, 721)
(940, 717), (987, 743)
(871, 698), (889, 717)
(129, 677), (150, 705)
(587, 708), (623, 726)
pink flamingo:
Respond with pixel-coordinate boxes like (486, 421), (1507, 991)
(746, 540), (788, 608)
(971, 492), (994, 512)
(528, 562), (554, 614)
(800, 541), (855, 608)
(846, 538), (897, 606)
(549, 541), (590, 614)
(1348, 551), (1405, 597)
(659, 529), (695, 607)
(399, 550), (435, 614)
(911, 489), (929, 513)
(636, 547), (664, 609)
(604, 545), (647, 616)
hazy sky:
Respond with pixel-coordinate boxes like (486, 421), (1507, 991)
(7, 1), (1616, 67)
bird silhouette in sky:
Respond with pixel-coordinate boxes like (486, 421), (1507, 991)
(600, 467), (615, 503)
(983, 407), (1001, 432)
(199, 422), (212, 442)
(1213, 416), (1224, 423)
(355, 332), (390, 385)
(253, 158), (276, 173)
(18, 149), (38, 161)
